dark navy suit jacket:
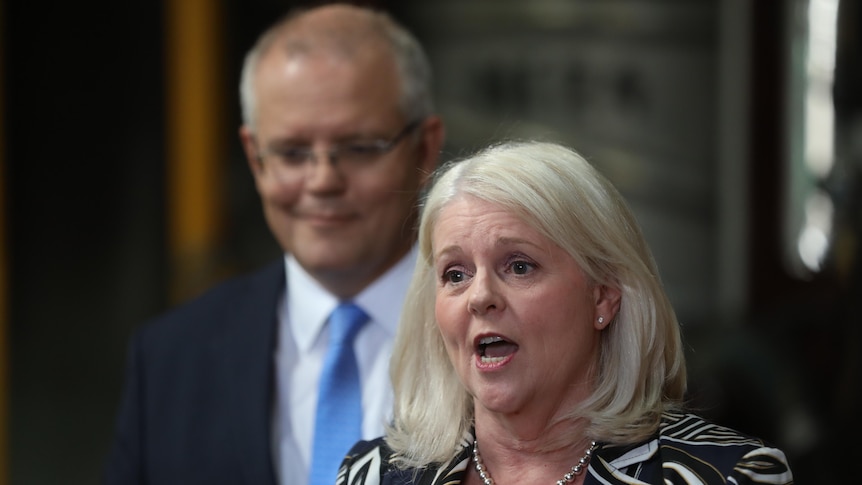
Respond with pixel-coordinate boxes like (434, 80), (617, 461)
(104, 260), (284, 485)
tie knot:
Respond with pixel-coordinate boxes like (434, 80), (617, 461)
(328, 302), (368, 346)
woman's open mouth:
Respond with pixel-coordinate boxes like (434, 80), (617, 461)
(476, 335), (519, 364)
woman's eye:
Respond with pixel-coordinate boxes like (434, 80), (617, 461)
(444, 269), (465, 283)
(511, 261), (533, 275)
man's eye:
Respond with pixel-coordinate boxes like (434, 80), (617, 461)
(274, 148), (310, 165)
(341, 142), (385, 159)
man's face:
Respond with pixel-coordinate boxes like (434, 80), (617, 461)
(241, 48), (441, 297)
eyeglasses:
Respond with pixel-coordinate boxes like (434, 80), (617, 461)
(254, 120), (422, 179)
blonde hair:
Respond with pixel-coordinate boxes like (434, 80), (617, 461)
(386, 141), (687, 467)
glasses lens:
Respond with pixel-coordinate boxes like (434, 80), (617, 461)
(337, 142), (389, 165)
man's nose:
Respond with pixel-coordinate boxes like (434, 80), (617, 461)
(305, 150), (345, 191)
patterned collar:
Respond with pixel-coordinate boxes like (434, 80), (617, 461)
(410, 429), (653, 485)
(356, 412), (791, 485)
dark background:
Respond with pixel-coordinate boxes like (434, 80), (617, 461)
(3, 0), (860, 483)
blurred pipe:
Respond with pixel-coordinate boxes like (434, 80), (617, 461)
(164, 0), (226, 303)
(717, 0), (751, 324)
(0, 0), (8, 481)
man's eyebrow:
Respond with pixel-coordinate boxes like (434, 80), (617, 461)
(266, 136), (310, 148)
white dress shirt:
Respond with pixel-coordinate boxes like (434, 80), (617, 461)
(272, 247), (418, 485)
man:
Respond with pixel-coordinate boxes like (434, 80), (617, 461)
(104, 4), (445, 484)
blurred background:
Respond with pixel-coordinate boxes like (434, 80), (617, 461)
(1, 0), (859, 483)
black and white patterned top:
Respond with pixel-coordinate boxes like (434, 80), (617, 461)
(336, 412), (793, 485)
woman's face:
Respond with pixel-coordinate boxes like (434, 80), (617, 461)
(432, 195), (618, 422)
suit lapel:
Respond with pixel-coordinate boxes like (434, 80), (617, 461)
(217, 260), (285, 485)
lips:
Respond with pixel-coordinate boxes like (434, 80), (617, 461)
(306, 213), (353, 222)
(476, 335), (519, 365)
(295, 209), (358, 226)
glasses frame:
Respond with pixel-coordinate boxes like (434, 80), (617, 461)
(253, 119), (423, 174)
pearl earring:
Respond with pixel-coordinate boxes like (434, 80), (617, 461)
(598, 316), (604, 324)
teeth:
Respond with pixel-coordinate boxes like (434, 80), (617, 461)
(479, 336), (504, 345)
(480, 355), (508, 364)
(477, 335), (517, 363)
(478, 336), (506, 361)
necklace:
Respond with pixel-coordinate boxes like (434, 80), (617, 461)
(472, 439), (598, 485)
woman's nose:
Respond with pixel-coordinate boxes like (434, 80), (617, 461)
(467, 271), (503, 316)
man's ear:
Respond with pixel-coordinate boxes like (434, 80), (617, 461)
(593, 284), (622, 329)
(416, 115), (445, 184)
(239, 125), (263, 177)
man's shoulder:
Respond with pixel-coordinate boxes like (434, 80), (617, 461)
(136, 259), (285, 346)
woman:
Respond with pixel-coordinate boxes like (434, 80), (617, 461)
(338, 141), (793, 484)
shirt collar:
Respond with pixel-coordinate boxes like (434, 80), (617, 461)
(285, 245), (418, 353)
(598, 439), (659, 469)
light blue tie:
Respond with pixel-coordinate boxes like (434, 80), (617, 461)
(308, 303), (368, 485)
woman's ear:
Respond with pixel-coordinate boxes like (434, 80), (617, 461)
(593, 284), (622, 329)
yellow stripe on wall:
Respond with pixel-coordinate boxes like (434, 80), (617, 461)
(165, 0), (226, 302)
